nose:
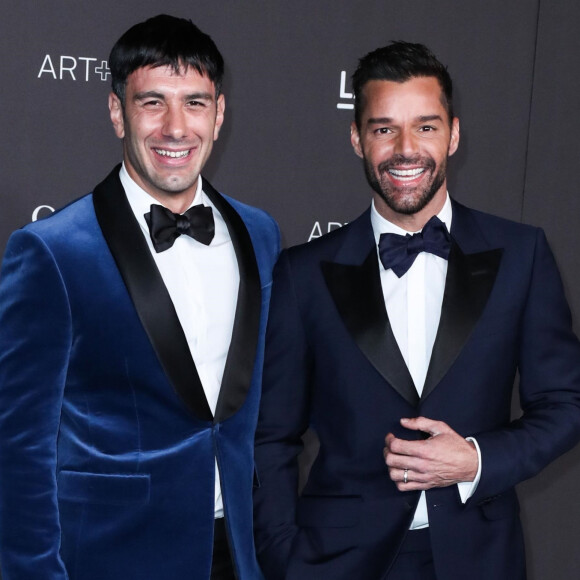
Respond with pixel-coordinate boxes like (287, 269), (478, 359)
(162, 105), (187, 140)
(394, 129), (418, 157)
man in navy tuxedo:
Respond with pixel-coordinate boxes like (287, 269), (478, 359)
(0, 15), (279, 580)
(253, 42), (580, 579)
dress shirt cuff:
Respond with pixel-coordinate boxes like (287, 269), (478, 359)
(457, 437), (481, 503)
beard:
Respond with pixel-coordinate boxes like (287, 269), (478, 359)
(363, 153), (447, 216)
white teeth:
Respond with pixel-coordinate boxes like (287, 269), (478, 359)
(389, 167), (425, 178)
(155, 149), (190, 158)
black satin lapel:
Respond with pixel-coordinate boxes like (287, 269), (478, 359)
(322, 249), (418, 407)
(202, 179), (262, 423)
(421, 243), (503, 400)
(92, 166), (213, 421)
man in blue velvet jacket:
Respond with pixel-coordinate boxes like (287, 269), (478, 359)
(0, 15), (279, 580)
(253, 42), (580, 580)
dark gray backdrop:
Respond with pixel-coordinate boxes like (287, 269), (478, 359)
(1, 1), (579, 577)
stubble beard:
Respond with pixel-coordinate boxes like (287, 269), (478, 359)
(364, 154), (447, 216)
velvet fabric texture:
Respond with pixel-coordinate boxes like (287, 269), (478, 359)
(253, 200), (580, 580)
(0, 167), (280, 579)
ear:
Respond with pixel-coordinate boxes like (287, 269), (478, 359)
(448, 117), (460, 156)
(213, 94), (225, 141)
(350, 121), (364, 159)
(108, 93), (125, 139)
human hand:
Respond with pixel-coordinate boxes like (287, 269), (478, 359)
(383, 417), (478, 491)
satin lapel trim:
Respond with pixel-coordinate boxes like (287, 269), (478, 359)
(421, 242), (503, 401)
(322, 248), (418, 407)
(92, 166), (213, 422)
(202, 178), (262, 424)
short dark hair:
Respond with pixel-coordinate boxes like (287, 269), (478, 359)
(352, 41), (453, 129)
(109, 14), (224, 105)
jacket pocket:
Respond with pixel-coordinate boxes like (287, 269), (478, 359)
(478, 492), (519, 521)
(57, 470), (150, 505)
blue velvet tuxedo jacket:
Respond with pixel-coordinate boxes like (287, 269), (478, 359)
(253, 200), (580, 580)
(0, 167), (280, 579)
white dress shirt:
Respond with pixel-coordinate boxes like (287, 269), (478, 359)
(371, 194), (481, 529)
(121, 164), (239, 519)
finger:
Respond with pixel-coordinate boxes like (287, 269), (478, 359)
(389, 467), (431, 488)
(395, 480), (433, 492)
(386, 454), (429, 477)
(384, 433), (396, 448)
(388, 467), (411, 484)
(385, 451), (418, 469)
(386, 435), (426, 458)
(401, 416), (451, 436)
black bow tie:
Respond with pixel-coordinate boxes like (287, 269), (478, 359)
(378, 215), (451, 278)
(144, 203), (215, 253)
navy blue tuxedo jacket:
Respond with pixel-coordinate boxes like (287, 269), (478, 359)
(0, 167), (280, 579)
(253, 200), (580, 580)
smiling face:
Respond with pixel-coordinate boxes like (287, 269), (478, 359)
(351, 76), (459, 230)
(109, 64), (224, 212)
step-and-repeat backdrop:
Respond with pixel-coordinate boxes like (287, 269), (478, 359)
(1, 1), (579, 577)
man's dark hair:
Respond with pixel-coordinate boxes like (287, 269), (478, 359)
(109, 14), (224, 105)
(352, 41), (453, 129)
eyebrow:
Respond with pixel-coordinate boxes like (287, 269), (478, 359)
(184, 92), (214, 102)
(417, 115), (444, 123)
(133, 91), (165, 101)
(367, 117), (393, 125)
(366, 114), (444, 125)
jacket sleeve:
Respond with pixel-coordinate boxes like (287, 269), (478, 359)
(470, 228), (580, 504)
(253, 250), (311, 580)
(0, 229), (71, 579)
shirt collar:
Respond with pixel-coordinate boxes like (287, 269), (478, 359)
(370, 192), (453, 244)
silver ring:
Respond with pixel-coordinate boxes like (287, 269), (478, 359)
(403, 469), (408, 484)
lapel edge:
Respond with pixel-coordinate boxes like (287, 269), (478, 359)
(92, 166), (213, 422)
(422, 242), (504, 400)
(202, 178), (262, 423)
(322, 248), (418, 407)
